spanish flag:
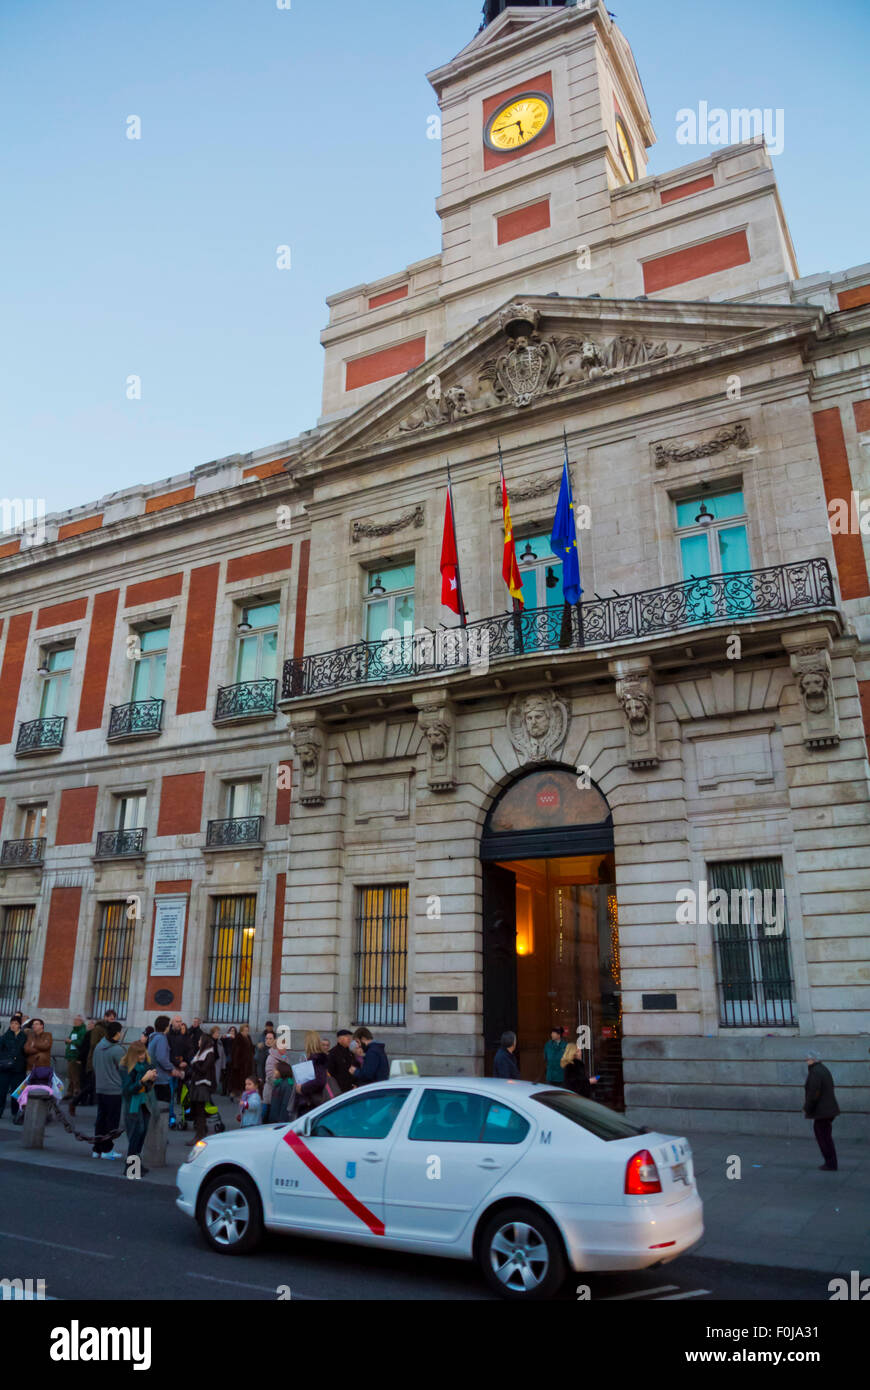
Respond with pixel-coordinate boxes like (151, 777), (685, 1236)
(500, 452), (524, 607)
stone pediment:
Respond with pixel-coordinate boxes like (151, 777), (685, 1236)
(293, 295), (823, 472)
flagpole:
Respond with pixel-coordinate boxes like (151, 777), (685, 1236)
(445, 458), (467, 628)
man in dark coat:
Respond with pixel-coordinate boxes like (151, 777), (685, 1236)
(493, 1030), (520, 1080)
(352, 1028), (389, 1085)
(0, 1016), (28, 1118)
(327, 1029), (358, 1093)
(804, 1050), (840, 1171)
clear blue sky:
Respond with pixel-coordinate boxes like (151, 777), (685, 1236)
(1, 0), (867, 515)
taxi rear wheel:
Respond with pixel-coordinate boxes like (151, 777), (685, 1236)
(198, 1170), (263, 1256)
(478, 1203), (566, 1300)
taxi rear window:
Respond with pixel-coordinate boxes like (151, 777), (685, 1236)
(531, 1091), (645, 1141)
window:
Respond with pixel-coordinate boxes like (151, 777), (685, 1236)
(517, 532), (564, 612)
(39, 648), (74, 718)
(708, 859), (795, 1026)
(532, 1091), (645, 1141)
(408, 1089), (531, 1145)
(310, 1089), (410, 1140)
(21, 805), (47, 840)
(0, 906), (34, 1013)
(354, 885), (408, 1027)
(131, 625), (169, 702)
(91, 901), (135, 1020)
(236, 602), (279, 683)
(207, 895), (256, 1024)
(675, 490), (750, 581)
(365, 565), (415, 644)
(225, 780), (262, 819)
(116, 794), (146, 831)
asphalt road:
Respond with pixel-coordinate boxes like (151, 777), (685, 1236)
(0, 1160), (832, 1303)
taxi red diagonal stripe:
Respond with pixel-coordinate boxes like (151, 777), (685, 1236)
(282, 1128), (386, 1236)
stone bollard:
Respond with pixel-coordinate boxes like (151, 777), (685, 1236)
(142, 1106), (169, 1169)
(21, 1094), (51, 1149)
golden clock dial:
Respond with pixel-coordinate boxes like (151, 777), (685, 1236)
(485, 92), (553, 153)
(615, 116), (637, 182)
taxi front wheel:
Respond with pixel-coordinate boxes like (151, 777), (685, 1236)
(198, 1171), (263, 1256)
(478, 1203), (566, 1300)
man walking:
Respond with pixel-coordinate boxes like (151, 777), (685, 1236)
(327, 1029), (358, 1093)
(92, 1021), (126, 1159)
(804, 1050), (840, 1171)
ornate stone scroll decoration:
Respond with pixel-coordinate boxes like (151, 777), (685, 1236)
(610, 657), (659, 769)
(414, 689), (456, 792)
(489, 470), (567, 510)
(292, 715), (328, 805)
(653, 422), (751, 469)
(507, 690), (569, 764)
(782, 628), (840, 749)
(352, 503), (425, 543)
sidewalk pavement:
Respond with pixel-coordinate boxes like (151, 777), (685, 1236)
(0, 1097), (865, 1278)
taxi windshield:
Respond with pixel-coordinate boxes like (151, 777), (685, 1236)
(531, 1091), (645, 1141)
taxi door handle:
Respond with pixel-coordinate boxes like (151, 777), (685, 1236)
(363, 1151), (383, 1163)
(478, 1158), (501, 1170)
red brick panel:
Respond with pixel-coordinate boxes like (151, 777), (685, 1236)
(39, 887), (82, 1010)
(0, 797), (5, 837)
(144, 879), (192, 1013)
(660, 174), (715, 205)
(242, 459), (289, 481)
(0, 538), (22, 559)
(345, 337), (427, 392)
(859, 681), (870, 757)
(226, 545), (293, 584)
(642, 230), (751, 294)
(76, 588), (120, 730)
(293, 539), (311, 660)
(837, 284), (870, 311)
(368, 285), (409, 310)
(483, 71), (555, 172)
(55, 785), (99, 846)
(813, 408), (870, 599)
(36, 598), (88, 629)
(853, 400), (870, 434)
(125, 573), (184, 607)
(144, 485), (196, 514)
(176, 564), (220, 715)
(276, 763), (292, 826)
(269, 872), (286, 1015)
(57, 514), (103, 541)
(497, 199), (551, 246)
(157, 772), (205, 837)
(0, 610), (33, 743)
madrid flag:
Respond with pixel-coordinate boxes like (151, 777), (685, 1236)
(500, 467), (524, 606)
(440, 488), (461, 615)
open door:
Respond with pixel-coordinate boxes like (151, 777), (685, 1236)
(482, 862), (518, 1074)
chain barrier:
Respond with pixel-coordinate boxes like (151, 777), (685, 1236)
(47, 1098), (125, 1145)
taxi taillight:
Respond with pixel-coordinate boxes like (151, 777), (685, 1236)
(625, 1148), (662, 1195)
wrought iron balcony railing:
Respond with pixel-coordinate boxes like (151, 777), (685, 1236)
(107, 699), (164, 741)
(95, 828), (147, 859)
(15, 716), (66, 755)
(282, 558), (836, 700)
(0, 838), (46, 868)
(214, 679), (278, 723)
(205, 816), (264, 848)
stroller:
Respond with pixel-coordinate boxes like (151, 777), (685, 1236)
(174, 1080), (225, 1134)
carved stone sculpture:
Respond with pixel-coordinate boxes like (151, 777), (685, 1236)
(507, 690), (569, 763)
(414, 690), (456, 791)
(610, 658), (659, 769)
(292, 716), (328, 806)
(654, 422), (750, 469)
(783, 630), (840, 749)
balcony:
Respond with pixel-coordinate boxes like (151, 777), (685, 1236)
(0, 838), (46, 869)
(107, 699), (164, 742)
(95, 828), (147, 860)
(213, 679), (278, 725)
(15, 716), (66, 756)
(205, 816), (264, 849)
(282, 558), (837, 701)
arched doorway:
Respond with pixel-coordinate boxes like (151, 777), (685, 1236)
(480, 765), (623, 1106)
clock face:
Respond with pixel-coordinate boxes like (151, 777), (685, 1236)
(615, 115), (637, 182)
(484, 92), (553, 153)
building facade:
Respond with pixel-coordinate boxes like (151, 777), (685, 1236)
(1, 1), (869, 1136)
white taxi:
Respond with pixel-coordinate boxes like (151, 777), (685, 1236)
(176, 1077), (703, 1299)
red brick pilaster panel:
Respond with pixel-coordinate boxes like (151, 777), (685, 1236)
(0, 611), (33, 743)
(39, 887), (82, 1009)
(55, 785), (99, 845)
(269, 872), (286, 1016)
(144, 879), (192, 1013)
(276, 763), (292, 826)
(859, 681), (870, 759)
(293, 539), (311, 661)
(76, 588), (120, 731)
(813, 408), (870, 599)
(157, 772), (205, 836)
(176, 565), (220, 714)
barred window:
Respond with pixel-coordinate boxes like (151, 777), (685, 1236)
(708, 859), (795, 1027)
(0, 905), (34, 1014)
(207, 895), (256, 1024)
(354, 884), (408, 1027)
(92, 901), (135, 1020)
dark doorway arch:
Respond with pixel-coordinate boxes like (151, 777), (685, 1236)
(481, 763), (614, 861)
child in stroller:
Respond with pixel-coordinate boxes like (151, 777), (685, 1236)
(174, 1079), (225, 1134)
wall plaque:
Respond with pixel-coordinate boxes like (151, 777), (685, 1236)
(151, 895), (187, 977)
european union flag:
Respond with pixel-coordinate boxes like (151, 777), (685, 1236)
(550, 459), (582, 604)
